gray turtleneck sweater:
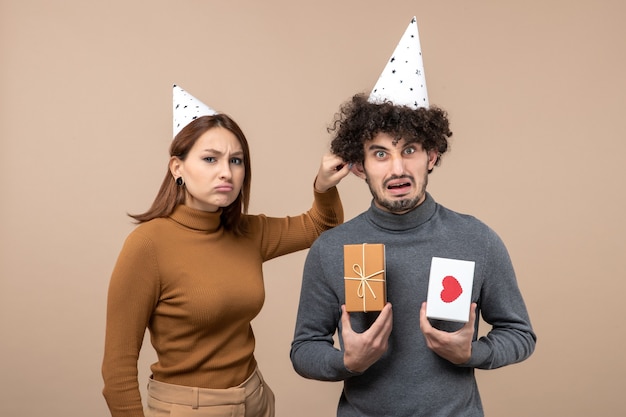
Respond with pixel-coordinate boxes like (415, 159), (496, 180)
(290, 193), (536, 417)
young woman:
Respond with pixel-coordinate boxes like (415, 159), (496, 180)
(102, 108), (349, 417)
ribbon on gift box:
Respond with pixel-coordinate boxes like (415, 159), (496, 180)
(344, 243), (385, 312)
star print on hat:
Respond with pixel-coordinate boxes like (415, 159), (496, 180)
(173, 84), (217, 137)
(369, 16), (429, 109)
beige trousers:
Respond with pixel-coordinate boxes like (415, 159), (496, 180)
(145, 368), (275, 417)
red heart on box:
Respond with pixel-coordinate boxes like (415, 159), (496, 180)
(440, 275), (462, 303)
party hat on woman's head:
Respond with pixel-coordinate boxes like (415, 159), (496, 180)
(172, 84), (217, 137)
(369, 16), (429, 109)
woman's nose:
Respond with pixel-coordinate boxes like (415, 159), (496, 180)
(219, 161), (232, 179)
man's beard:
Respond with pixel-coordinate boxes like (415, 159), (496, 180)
(367, 174), (428, 214)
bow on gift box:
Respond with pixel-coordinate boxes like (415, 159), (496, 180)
(344, 243), (385, 312)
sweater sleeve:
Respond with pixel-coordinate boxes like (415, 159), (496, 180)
(257, 185), (343, 261)
(290, 240), (355, 381)
(102, 231), (160, 417)
(464, 229), (537, 369)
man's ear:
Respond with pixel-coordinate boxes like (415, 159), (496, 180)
(350, 162), (367, 179)
(427, 150), (439, 171)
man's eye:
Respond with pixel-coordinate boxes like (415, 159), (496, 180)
(375, 151), (386, 158)
(404, 147), (416, 155)
(230, 157), (243, 165)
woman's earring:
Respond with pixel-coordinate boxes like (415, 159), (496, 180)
(176, 177), (184, 186)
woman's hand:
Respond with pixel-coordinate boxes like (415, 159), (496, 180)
(314, 153), (351, 192)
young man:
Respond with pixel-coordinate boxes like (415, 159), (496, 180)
(290, 94), (536, 416)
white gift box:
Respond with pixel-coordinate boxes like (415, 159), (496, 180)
(426, 257), (475, 323)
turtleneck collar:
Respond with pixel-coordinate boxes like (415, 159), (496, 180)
(365, 192), (437, 232)
(169, 204), (223, 233)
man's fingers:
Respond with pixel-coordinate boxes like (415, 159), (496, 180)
(468, 302), (477, 326)
(368, 303), (393, 338)
(419, 302), (432, 333)
(340, 305), (353, 334)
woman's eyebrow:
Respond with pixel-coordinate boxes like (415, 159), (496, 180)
(201, 149), (244, 156)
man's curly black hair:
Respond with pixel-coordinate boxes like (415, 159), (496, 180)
(329, 94), (453, 170)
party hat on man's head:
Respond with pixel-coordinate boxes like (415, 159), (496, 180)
(173, 84), (217, 137)
(369, 16), (429, 109)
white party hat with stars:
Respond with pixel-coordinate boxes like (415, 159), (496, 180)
(173, 84), (217, 137)
(369, 16), (429, 109)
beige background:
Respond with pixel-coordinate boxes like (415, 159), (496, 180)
(1, 1), (625, 416)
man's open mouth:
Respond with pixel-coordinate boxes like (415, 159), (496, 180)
(387, 181), (411, 189)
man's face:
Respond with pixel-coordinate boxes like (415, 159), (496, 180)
(357, 132), (438, 214)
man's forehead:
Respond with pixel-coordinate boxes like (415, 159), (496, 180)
(365, 133), (421, 149)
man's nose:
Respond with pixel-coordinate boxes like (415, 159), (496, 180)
(390, 155), (404, 175)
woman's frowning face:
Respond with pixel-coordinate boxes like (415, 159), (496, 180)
(170, 126), (245, 212)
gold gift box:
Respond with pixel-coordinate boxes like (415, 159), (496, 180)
(344, 243), (386, 312)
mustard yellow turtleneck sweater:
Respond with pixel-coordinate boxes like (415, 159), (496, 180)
(102, 186), (343, 417)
